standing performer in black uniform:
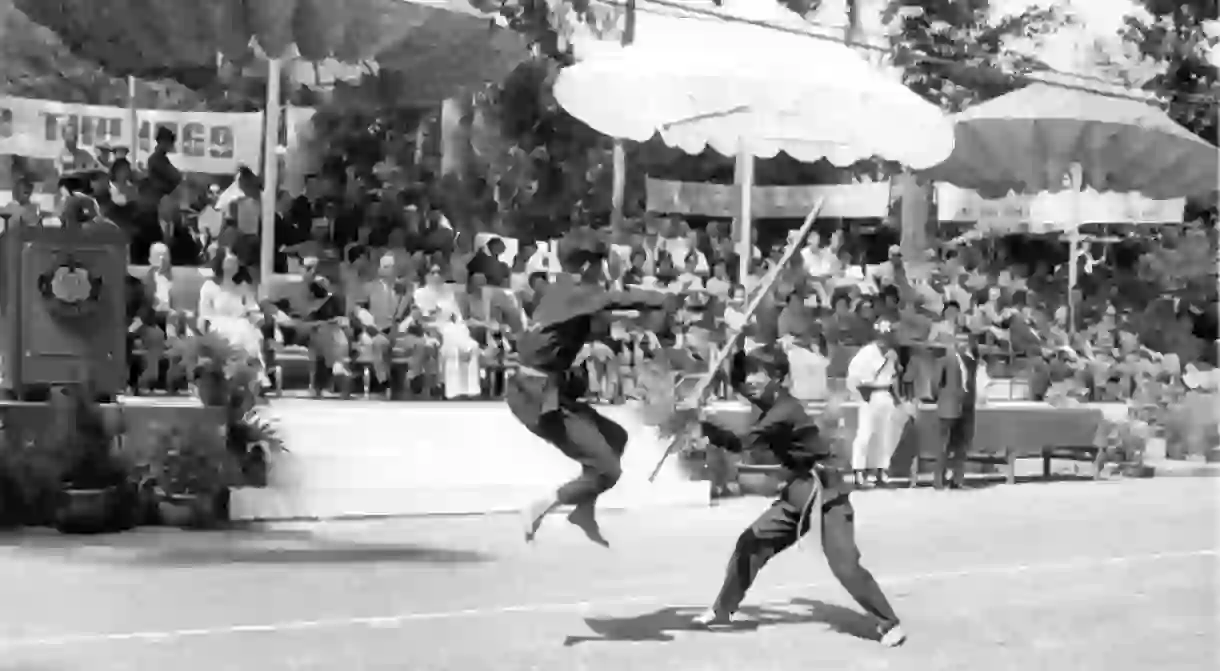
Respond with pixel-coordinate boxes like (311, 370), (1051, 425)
(694, 346), (906, 647)
(509, 228), (679, 547)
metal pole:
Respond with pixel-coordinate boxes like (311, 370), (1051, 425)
(610, 0), (636, 229)
(259, 58), (283, 296)
(126, 76), (139, 165)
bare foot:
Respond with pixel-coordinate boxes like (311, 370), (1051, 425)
(521, 498), (555, 543)
(566, 503), (610, 548)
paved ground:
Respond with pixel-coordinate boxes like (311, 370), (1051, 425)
(0, 479), (1215, 671)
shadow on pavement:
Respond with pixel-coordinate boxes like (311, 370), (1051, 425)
(0, 527), (318, 549)
(0, 530), (493, 565)
(128, 541), (494, 566)
(562, 598), (879, 646)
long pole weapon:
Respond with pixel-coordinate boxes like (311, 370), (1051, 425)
(647, 199), (825, 482)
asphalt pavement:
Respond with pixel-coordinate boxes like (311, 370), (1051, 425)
(0, 478), (1216, 671)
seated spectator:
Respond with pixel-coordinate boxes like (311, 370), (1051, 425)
(778, 290), (815, 341)
(355, 253), (414, 388)
(928, 300), (962, 345)
(785, 332), (830, 401)
(622, 250), (649, 286)
(436, 308), (481, 399)
(705, 260), (734, 300)
(449, 233), (477, 286)
(284, 217), (341, 278)
(654, 253), (679, 287)
(197, 249), (267, 386)
(414, 263), (461, 318)
(468, 237), (511, 288)
(520, 271), (549, 319)
(462, 272), (498, 343)
(262, 256), (353, 388)
(136, 243), (191, 384)
(877, 285), (902, 323)
(674, 251), (705, 293)
(125, 270), (164, 393)
(509, 241), (537, 294)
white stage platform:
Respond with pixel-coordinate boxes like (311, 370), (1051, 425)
(230, 400), (710, 521)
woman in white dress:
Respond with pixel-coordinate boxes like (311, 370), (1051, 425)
(197, 248), (267, 383)
(436, 308), (481, 399)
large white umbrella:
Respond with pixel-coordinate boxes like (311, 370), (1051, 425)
(553, 0), (953, 280)
(922, 77), (1219, 330)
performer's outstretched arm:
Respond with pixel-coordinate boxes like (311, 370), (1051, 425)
(602, 287), (680, 312)
(700, 400), (798, 454)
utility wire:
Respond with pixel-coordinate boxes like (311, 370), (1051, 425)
(590, 0), (1220, 108)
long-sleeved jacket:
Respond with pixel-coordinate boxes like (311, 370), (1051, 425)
(516, 275), (675, 373)
(700, 390), (832, 473)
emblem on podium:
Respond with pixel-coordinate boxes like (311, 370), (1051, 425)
(37, 255), (103, 319)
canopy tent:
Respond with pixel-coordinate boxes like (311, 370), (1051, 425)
(921, 76), (1219, 331)
(553, 0), (953, 282)
(15, 0), (528, 286)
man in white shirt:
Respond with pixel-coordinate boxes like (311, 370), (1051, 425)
(845, 321), (909, 487)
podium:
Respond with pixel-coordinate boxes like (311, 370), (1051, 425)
(1, 224), (128, 399)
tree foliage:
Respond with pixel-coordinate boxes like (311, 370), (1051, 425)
(881, 0), (1064, 112)
(1123, 0), (1219, 144)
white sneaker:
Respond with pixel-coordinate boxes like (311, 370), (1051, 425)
(692, 608), (735, 627)
(880, 624), (907, 647)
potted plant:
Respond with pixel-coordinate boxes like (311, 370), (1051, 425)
(169, 332), (247, 406)
(48, 385), (140, 534)
(147, 423), (242, 529)
(170, 332), (287, 487)
(0, 431), (63, 528)
(1093, 414), (1155, 479)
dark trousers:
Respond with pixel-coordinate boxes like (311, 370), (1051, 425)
(506, 376), (628, 506)
(712, 474), (900, 627)
(935, 414), (973, 488)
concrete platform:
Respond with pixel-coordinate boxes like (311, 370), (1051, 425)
(230, 400), (709, 520)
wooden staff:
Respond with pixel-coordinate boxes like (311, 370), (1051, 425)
(647, 199), (825, 482)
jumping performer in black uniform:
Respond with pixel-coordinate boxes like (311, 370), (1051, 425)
(694, 346), (906, 647)
(509, 228), (679, 547)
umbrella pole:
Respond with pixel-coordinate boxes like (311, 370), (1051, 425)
(734, 141), (754, 286)
(259, 58), (284, 298)
(610, 0), (636, 229)
(1067, 163), (1083, 335)
(127, 76), (138, 164)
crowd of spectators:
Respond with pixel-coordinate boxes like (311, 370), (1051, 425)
(119, 172), (1220, 406)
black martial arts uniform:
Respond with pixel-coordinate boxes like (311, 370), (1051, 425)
(508, 274), (675, 510)
(700, 389), (902, 635)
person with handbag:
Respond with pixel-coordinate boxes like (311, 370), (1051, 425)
(845, 321), (905, 487)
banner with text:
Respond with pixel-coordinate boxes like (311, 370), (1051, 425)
(0, 96), (263, 174)
(646, 179), (893, 220)
(935, 183), (1186, 230)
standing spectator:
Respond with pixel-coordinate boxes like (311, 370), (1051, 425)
(145, 126), (182, 203)
(846, 323), (905, 487)
(931, 335), (979, 489)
